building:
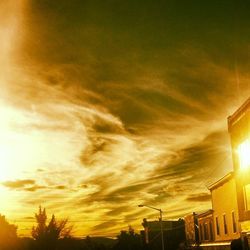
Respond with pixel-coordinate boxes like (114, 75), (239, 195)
(197, 210), (214, 243)
(183, 98), (250, 249)
(228, 98), (250, 234)
(208, 172), (240, 242)
(141, 219), (185, 250)
(184, 212), (199, 245)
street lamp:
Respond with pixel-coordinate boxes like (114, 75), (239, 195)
(138, 204), (165, 250)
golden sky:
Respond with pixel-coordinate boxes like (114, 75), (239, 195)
(0, 0), (250, 237)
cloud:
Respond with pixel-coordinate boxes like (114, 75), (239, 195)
(80, 136), (114, 166)
(105, 206), (131, 217)
(1, 179), (68, 192)
(22, 216), (34, 220)
(92, 221), (118, 232)
(55, 185), (67, 190)
(2, 179), (48, 192)
(24, 185), (47, 192)
(2, 179), (35, 189)
(186, 193), (211, 202)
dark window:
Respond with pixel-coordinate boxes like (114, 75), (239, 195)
(199, 224), (203, 241)
(209, 221), (214, 240)
(216, 217), (220, 235)
(204, 223), (209, 240)
(232, 212), (237, 233)
(223, 214), (228, 234)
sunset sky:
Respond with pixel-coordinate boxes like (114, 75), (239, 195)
(0, 0), (250, 237)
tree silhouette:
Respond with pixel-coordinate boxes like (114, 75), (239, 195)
(32, 206), (47, 243)
(31, 206), (72, 250)
(113, 226), (142, 250)
(0, 214), (18, 250)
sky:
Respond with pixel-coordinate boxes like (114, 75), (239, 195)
(0, 0), (250, 237)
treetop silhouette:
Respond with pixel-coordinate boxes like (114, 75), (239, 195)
(0, 214), (18, 250)
(32, 206), (72, 250)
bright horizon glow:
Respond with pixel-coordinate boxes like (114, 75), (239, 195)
(0, 104), (36, 181)
(237, 139), (250, 171)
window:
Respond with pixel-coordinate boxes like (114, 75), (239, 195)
(223, 214), (228, 235)
(209, 221), (214, 240)
(244, 184), (250, 211)
(199, 224), (203, 241)
(232, 211), (237, 233)
(216, 217), (220, 235)
(204, 223), (209, 240)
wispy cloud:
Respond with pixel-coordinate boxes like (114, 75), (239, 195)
(2, 179), (35, 189)
(186, 193), (211, 202)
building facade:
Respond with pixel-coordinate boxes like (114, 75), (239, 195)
(209, 172), (240, 242)
(184, 212), (199, 245)
(184, 98), (250, 249)
(141, 219), (185, 250)
(228, 98), (250, 233)
(197, 210), (214, 243)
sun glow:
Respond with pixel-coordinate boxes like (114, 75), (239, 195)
(0, 0), (28, 181)
(0, 103), (42, 182)
(0, 110), (52, 181)
(237, 139), (250, 171)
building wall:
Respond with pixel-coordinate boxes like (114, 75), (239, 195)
(141, 219), (186, 250)
(228, 99), (250, 222)
(198, 212), (214, 243)
(184, 213), (199, 244)
(211, 177), (240, 241)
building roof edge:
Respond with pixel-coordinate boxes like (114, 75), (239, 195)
(208, 171), (234, 191)
(228, 98), (250, 128)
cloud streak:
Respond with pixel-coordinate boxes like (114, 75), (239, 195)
(2, 179), (35, 189)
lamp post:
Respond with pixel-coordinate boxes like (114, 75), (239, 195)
(138, 204), (165, 250)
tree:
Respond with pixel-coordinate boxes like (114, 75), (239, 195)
(32, 206), (47, 242)
(113, 226), (142, 250)
(0, 214), (18, 250)
(31, 206), (72, 250)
